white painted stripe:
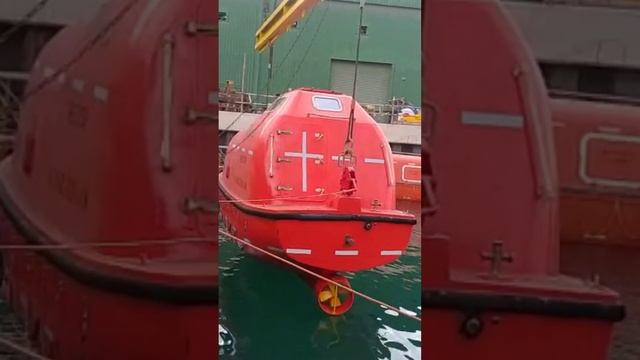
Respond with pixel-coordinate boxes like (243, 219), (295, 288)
(331, 155), (355, 162)
(335, 250), (359, 256)
(284, 131), (324, 192)
(302, 132), (309, 193)
(72, 79), (85, 93)
(598, 126), (621, 134)
(462, 112), (524, 128)
(94, 86), (109, 102)
(243, 238), (251, 243)
(285, 151), (323, 159)
(132, 0), (162, 41)
(381, 250), (402, 256)
(286, 248), (312, 255)
(364, 158), (385, 164)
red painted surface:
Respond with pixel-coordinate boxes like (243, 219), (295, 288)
(219, 88), (416, 308)
(0, 1), (217, 358)
(423, 0), (623, 358)
(392, 153), (421, 201)
(552, 98), (640, 246)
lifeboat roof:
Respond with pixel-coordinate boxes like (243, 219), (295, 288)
(221, 87), (404, 214)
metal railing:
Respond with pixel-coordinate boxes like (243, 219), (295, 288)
(218, 90), (278, 114)
(218, 88), (422, 125)
(0, 71), (26, 134)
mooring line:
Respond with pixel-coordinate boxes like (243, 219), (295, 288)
(219, 189), (352, 204)
(0, 336), (51, 360)
(219, 229), (422, 322)
(0, 238), (214, 251)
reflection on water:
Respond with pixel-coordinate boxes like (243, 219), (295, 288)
(219, 324), (236, 356)
(559, 243), (640, 360)
(219, 201), (421, 359)
(377, 324), (421, 360)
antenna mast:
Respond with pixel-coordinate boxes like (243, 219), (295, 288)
(342, 0), (365, 162)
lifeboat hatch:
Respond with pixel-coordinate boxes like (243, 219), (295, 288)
(273, 126), (327, 198)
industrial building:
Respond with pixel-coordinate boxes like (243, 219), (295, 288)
(506, 0), (640, 101)
(2, 0), (639, 104)
(219, 0), (421, 107)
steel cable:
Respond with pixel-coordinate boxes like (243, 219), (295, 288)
(219, 229), (422, 322)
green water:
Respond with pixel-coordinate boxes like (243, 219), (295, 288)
(219, 201), (421, 360)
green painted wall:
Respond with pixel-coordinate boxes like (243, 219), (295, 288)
(219, 0), (421, 104)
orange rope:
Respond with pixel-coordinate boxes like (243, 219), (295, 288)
(219, 189), (352, 203)
(0, 238), (213, 251)
(0, 336), (51, 360)
(219, 229), (422, 322)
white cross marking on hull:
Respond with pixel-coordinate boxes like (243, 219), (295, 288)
(284, 131), (323, 192)
(330, 155), (355, 165)
(364, 158), (385, 164)
(330, 156), (384, 164)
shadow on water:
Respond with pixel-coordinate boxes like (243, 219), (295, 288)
(219, 201), (422, 360)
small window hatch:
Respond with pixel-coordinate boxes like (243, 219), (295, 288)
(312, 96), (342, 112)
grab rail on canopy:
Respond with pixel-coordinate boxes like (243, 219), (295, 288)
(306, 112), (349, 120)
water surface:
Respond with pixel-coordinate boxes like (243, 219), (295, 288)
(219, 201), (422, 360)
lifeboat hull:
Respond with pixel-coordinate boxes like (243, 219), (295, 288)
(0, 0), (218, 357)
(219, 88), (416, 289)
(423, 0), (624, 358)
(425, 290), (619, 360)
(423, 241), (623, 360)
(0, 246), (214, 360)
(392, 153), (421, 201)
(553, 98), (640, 246)
(0, 185), (216, 359)
(220, 187), (414, 272)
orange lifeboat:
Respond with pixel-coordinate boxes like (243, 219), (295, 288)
(423, 1), (624, 359)
(219, 88), (416, 315)
(392, 153), (421, 201)
(553, 97), (640, 246)
(0, 1), (217, 358)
